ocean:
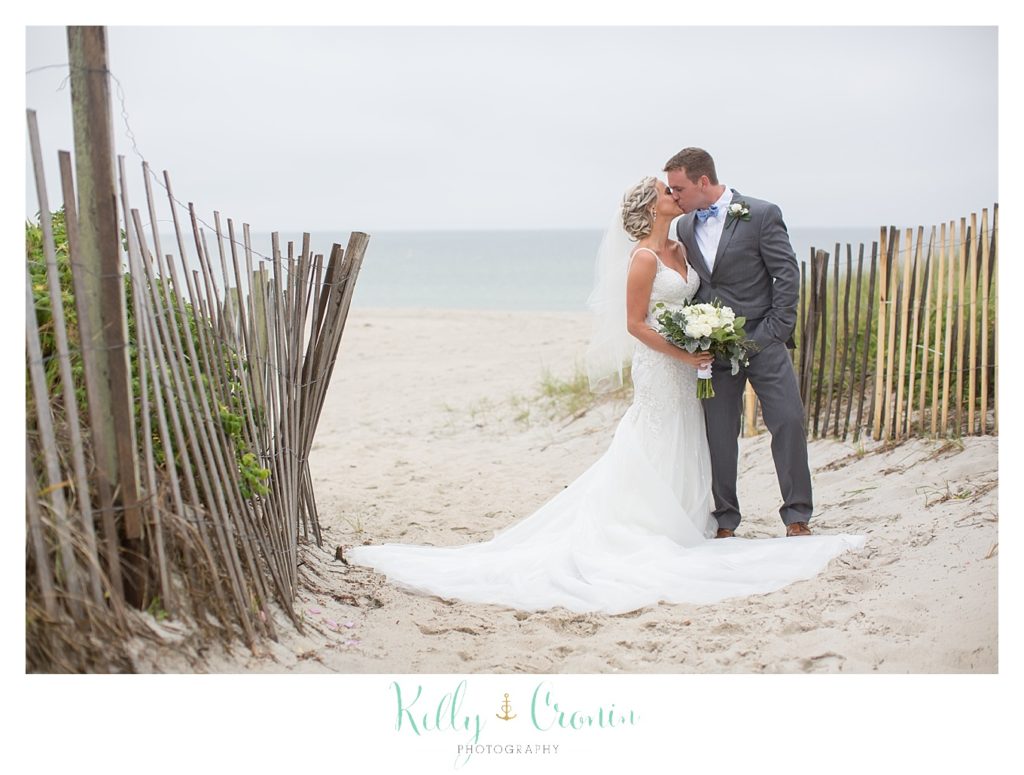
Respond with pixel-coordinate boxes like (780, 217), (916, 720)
(232, 226), (882, 312)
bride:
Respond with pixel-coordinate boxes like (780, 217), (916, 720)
(346, 177), (864, 614)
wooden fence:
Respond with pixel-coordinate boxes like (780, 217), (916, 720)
(743, 206), (998, 441)
(26, 106), (367, 671)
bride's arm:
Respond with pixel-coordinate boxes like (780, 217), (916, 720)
(626, 252), (713, 368)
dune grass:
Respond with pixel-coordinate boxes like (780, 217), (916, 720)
(511, 363), (633, 426)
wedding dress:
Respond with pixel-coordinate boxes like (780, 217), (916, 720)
(346, 251), (864, 614)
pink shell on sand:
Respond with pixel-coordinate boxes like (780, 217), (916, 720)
(306, 607), (321, 615)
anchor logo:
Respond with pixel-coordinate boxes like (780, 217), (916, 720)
(496, 693), (516, 721)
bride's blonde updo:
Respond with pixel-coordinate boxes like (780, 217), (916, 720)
(621, 176), (659, 241)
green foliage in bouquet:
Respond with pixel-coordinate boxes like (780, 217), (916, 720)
(654, 299), (757, 376)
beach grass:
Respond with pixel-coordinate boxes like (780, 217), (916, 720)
(512, 363), (633, 425)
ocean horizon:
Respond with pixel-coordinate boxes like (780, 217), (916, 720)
(181, 226), (884, 312)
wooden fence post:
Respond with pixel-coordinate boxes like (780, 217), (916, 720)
(967, 213), (978, 434)
(812, 249), (829, 437)
(979, 208), (990, 434)
(872, 227), (890, 440)
(821, 245), (840, 438)
(67, 26), (143, 605)
(897, 226), (921, 438)
(940, 220), (957, 436)
(852, 242), (876, 443)
(991, 204), (999, 434)
(798, 259), (807, 401)
(743, 383), (758, 437)
(907, 227), (922, 434)
(917, 227), (935, 434)
(836, 244), (853, 439)
(954, 218), (967, 435)
(930, 223), (947, 435)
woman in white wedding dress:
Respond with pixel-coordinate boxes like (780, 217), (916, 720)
(346, 177), (864, 614)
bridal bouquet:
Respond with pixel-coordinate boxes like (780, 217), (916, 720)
(654, 300), (756, 399)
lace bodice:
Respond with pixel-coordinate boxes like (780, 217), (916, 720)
(629, 248), (702, 429)
(631, 247), (700, 324)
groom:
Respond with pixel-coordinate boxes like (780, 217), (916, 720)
(665, 147), (813, 538)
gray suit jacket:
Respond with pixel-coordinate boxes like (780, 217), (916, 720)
(675, 190), (799, 351)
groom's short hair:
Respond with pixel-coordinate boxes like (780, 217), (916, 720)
(664, 148), (718, 185)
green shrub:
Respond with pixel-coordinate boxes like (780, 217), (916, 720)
(26, 208), (270, 501)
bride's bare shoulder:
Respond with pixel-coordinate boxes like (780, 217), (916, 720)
(627, 245), (657, 275)
(667, 240), (688, 260)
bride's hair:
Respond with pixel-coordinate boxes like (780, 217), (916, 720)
(621, 177), (658, 241)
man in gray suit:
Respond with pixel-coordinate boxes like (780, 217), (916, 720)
(665, 147), (813, 538)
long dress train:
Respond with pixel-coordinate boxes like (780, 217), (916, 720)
(346, 254), (864, 614)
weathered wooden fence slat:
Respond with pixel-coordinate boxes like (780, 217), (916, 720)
(736, 206), (996, 443)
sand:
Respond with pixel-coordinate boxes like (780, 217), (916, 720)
(129, 308), (998, 673)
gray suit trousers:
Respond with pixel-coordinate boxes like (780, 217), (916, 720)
(702, 333), (812, 529)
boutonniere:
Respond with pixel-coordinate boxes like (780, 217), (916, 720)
(726, 201), (751, 224)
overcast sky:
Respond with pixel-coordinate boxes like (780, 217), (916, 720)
(24, 25), (997, 233)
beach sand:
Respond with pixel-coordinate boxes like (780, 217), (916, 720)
(129, 308), (998, 673)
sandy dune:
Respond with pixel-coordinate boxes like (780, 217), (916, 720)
(130, 308), (997, 673)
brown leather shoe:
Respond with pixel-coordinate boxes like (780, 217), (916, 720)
(786, 522), (812, 537)
(715, 528), (735, 539)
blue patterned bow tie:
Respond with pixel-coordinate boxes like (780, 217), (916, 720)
(695, 204), (720, 223)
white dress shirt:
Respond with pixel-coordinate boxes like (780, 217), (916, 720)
(695, 186), (734, 273)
